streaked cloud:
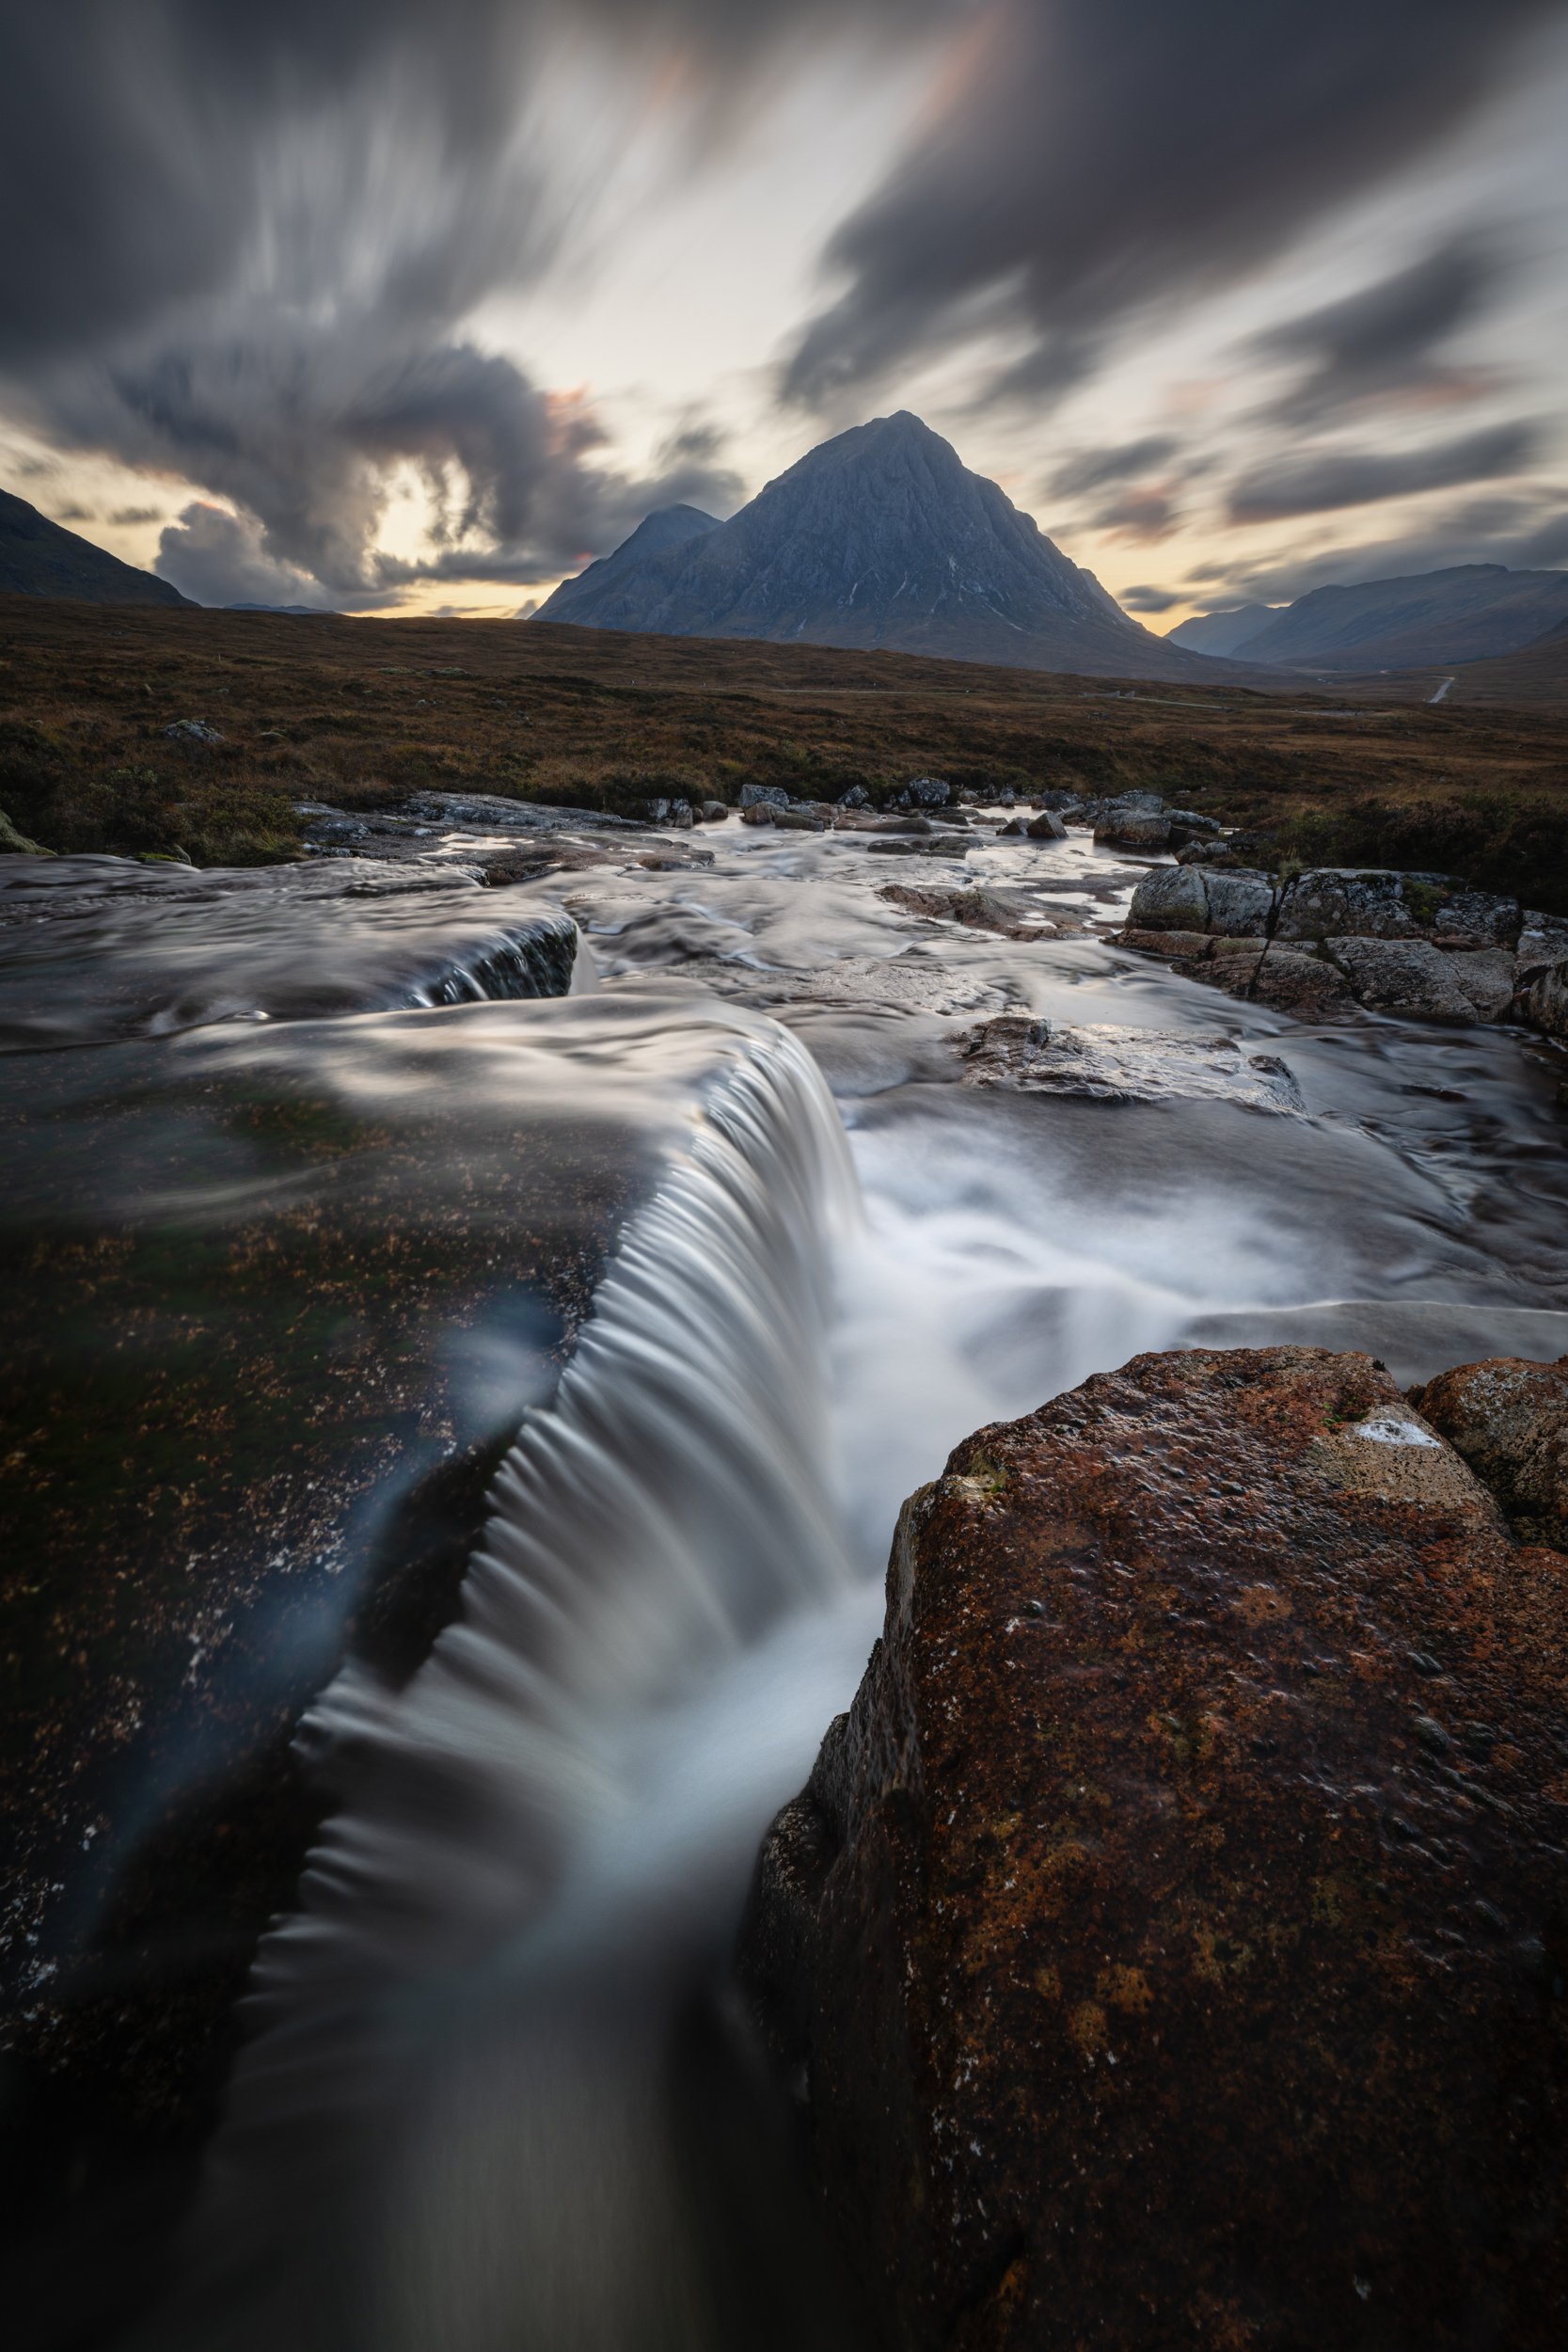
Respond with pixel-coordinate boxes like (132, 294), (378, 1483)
(1227, 420), (1540, 521)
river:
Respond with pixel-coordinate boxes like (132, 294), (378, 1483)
(8, 809), (1568, 2348)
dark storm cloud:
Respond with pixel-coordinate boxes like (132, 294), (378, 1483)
(0, 0), (926, 602)
(1227, 421), (1540, 521)
(1117, 583), (1182, 612)
(1249, 238), (1505, 421)
(1045, 437), (1180, 499)
(783, 0), (1560, 405)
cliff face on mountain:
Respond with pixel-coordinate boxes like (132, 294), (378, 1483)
(0, 489), (192, 607)
(539, 414), (1233, 682)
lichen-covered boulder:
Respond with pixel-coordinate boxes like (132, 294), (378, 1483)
(1411, 1354), (1568, 1550)
(740, 1347), (1568, 2352)
(1275, 868), (1521, 946)
(1198, 866), (1275, 937)
(1431, 889), (1522, 946)
(1127, 866), (1275, 938)
(1517, 914), (1568, 975)
(1323, 935), (1481, 1022)
(1275, 868), (1426, 940)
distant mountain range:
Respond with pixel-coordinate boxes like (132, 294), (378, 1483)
(1171, 564), (1568, 671)
(0, 488), (191, 608)
(1166, 602), (1284, 658)
(538, 412), (1234, 682)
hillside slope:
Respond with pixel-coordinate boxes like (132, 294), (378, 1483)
(0, 489), (192, 608)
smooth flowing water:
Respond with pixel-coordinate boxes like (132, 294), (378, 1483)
(14, 818), (1566, 2348)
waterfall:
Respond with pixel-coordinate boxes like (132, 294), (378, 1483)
(405, 909), (578, 1008)
(151, 1015), (865, 2352)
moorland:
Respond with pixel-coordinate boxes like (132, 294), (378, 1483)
(3, 596), (1566, 911)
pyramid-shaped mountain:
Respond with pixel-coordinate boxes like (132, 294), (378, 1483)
(537, 413), (1221, 680)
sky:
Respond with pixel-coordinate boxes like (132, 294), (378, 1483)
(3, 0), (1566, 629)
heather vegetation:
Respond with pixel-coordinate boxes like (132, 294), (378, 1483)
(3, 596), (1565, 908)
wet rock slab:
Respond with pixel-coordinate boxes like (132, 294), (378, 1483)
(740, 1346), (1568, 2351)
(0, 987), (783, 2315)
(958, 1013), (1305, 1111)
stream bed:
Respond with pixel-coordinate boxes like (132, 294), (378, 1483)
(5, 812), (1567, 2349)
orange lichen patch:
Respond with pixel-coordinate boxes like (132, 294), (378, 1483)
(1067, 2000), (1109, 2057)
(1097, 1964), (1153, 2013)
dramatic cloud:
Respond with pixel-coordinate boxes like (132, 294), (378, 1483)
(0, 0), (925, 601)
(1090, 486), (1178, 540)
(1227, 421), (1540, 521)
(156, 504), (338, 611)
(1045, 437), (1180, 499)
(784, 0), (1559, 406)
(1249, 238), (1505, 421)
(1117, 583), (1182, 612)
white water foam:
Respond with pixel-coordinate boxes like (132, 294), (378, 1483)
(154, 1018), (869, 2351)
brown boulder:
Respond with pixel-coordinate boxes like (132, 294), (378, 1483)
(1411, 1354), (1568, 1550)
(740, 1347), (1568, 2352)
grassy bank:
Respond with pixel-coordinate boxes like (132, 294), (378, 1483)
(3, 596), (1566, 909)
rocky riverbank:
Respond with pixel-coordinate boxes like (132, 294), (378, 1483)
(739, 1343), (1568, 2351)
(1112, 812), (1568, 1054)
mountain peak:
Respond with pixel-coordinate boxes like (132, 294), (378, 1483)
(536, 415), (1229, 683)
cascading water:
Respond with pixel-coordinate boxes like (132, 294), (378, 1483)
(10, 812), (1566, 2352)
(149, 1023), (875, 2351)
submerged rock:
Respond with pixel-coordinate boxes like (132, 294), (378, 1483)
(740, 1346), (1568, 2352)
(958, 1015), (1305, 1111)
(1411, 1353), (1568, 1550)
(880, 884), (1040, 938)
